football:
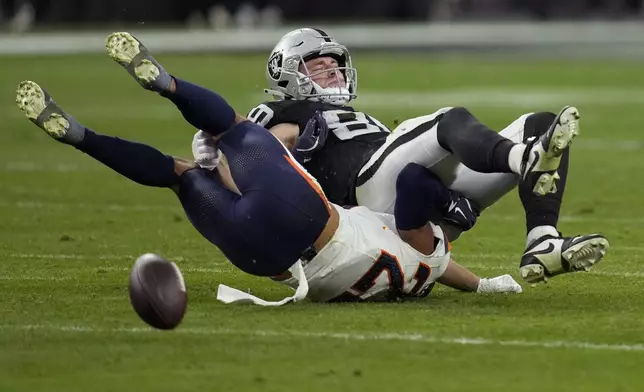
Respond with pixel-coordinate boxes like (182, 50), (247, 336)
(128, 253), (188, 330)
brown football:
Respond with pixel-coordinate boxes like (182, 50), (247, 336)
(129, 253), (188, 330)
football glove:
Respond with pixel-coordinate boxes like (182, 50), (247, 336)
(477, 274), (523, 293)
(192, 130), (220, 170)
(292, 111), (329, 164)
(443, 191), (480, 232)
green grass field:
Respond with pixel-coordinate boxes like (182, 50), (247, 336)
(1, 52), (643, 392)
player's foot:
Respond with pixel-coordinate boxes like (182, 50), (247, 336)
(520, 106), (580, 196)
(519, 234), (609, 284)
(105, 32), (172, 92)
(15, 81), (85, 145)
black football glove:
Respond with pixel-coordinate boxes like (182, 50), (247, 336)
(443, 191), (481, 232)
(292, 111), (329, 164)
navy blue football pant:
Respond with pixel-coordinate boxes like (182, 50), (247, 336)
(177, 122), (331, 276)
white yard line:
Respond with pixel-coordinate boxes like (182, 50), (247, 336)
(0, 324), (642, 353)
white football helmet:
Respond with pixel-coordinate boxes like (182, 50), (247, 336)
(265, 28), (357, 106)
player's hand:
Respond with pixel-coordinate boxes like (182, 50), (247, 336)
(477, 274), (523, 294)
(443, 192), (480, 232)
(292, 111), (329, 164)
(192, 130), (220, 170)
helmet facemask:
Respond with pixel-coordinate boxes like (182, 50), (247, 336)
(295, 51), (357, 106)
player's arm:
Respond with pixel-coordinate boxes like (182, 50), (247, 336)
(399, 224), (521, 293)
(397, 224), (475, 290)
(395, 164), (522, 294)
(440, 260), (523, 293)
(437, 259), (483, 292)
(269, 123), (299, 150)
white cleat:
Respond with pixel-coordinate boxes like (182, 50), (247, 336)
(521, 106), (580, 196)
(519, 234), (609, 284)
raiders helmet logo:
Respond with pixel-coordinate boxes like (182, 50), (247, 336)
(268, 52), (283, 80)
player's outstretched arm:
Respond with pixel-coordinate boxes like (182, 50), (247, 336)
(438, 260), (523, 294)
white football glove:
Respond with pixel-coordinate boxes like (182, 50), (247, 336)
(192, 130), (220, 170)
(476, 274), (523, 294)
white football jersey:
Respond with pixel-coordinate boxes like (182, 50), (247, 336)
(280, 205), (450, 302)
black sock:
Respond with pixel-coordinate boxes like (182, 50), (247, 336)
(518, 112), (565, 233)
(75, 129), (179, 188)
(436, 107), (515, 173)
(161, 77), (236, 136)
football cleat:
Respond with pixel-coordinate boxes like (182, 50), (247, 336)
(520, 106), (580, 196)
(15, 81), (85, 144)
(519, 234), (609, 284)
(105, 32), (172, 92)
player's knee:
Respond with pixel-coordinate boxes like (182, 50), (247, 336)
(436, 107), (478, 151)
(396, 163), (446, 230)
(396, 163), (428, 194)
(524, 112), (557, 141)
(442, 107), (475, 125)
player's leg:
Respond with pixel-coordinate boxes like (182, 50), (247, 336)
(515, 116), (609, 283)
(15, 80), (180, 189)
(178, 120), (334, 276)
(443, 110), (609, 283)
(356, 105), (577, 214)
(355, 108), (454, 213)
(435, 106), (579, 196)
(446, 113), (533, 210)
(105, 32), (239, 137)
(14, 80), (247, 270)
(442, 112), (545, 240)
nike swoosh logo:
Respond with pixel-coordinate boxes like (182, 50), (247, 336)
(454, 207), (467, 219)
(525, 150), (540, 178)
(448, 201), (458, 211)
(293, 41), (304, 47)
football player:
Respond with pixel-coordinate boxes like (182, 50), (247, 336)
(14, 32), (522, 304)
(193, 28), (610, 284)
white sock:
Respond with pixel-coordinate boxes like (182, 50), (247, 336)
(508, 144), (526, 175)
(526, 225), (559, 248)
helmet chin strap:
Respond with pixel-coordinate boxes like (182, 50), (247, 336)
(296, 71), (354, 105)
(264, 88), (287, 99)
(313, 84), (353, 106)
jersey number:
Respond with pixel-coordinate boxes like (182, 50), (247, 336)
(339, 251), (432, 301)
(324, 110), (389, 140)
(247, 104), (275, 127)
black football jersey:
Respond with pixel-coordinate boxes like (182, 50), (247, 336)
(246, 100), (390, 205)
